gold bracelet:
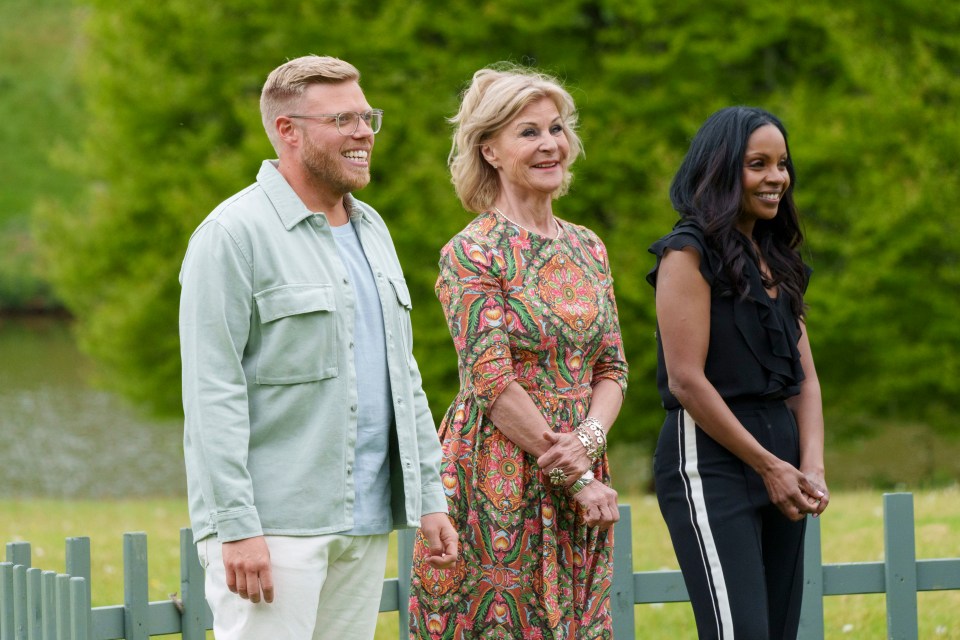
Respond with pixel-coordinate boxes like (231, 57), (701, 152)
(568, 469), (595, 495)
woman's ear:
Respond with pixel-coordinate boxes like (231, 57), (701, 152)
(480, 144), (499, 169)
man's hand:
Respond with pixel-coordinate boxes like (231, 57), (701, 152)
(222, 536), (274, 603)
(420, 513), (458, 569)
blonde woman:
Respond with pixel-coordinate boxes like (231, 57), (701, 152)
(408, 65), (628, 638)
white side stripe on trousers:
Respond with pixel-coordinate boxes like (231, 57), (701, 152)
(679, 409), (735, 638)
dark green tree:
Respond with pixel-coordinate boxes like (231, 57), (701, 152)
(36, 0), (960, 445)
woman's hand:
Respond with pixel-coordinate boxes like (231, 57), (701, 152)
(801, 469), (829, 518)
(572, 481), (620, 530)
(537, 431), (591, 489)
(760, 458), (825, 521)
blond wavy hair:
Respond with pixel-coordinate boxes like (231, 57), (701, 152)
(449, 65), (583, 213)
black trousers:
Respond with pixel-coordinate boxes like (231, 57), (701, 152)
(653, 400), (806, 640)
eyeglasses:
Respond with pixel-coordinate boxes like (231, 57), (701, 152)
(287, 109), (383, 135)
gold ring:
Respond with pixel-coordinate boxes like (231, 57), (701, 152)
(548, 467), (568, 486)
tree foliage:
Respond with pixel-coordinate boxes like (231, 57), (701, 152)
(36, 0), (960, 443)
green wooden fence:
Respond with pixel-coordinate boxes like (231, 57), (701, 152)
(2, 493), (958, 639)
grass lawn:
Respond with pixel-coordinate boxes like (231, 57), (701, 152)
(3, 488), (958, 639)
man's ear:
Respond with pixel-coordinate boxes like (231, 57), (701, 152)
(276, 116), (299, 147)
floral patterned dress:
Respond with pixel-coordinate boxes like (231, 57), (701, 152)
(409, 211), (628, 639)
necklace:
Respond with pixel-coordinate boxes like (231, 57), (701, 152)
(493, 206), (561, 240)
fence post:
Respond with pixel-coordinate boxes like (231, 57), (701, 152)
(179, 529), (207, 640)
(122, 533), (149, 640)
(397, 529), (415, 635)
(884, 493), (918, 640)
(610, 505), (635, 638)
(798, 515), (824, 639)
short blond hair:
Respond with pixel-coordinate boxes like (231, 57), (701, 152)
(449, 65), (583, 213)
(260, 55), (360, 154)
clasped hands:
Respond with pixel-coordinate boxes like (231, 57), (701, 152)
(537, 431), (619, 529)
(761, 458), (830, 522)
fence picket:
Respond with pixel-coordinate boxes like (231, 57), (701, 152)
(39, 571), (55, 640)
(12, 565), (27, 640)
(122, 534), (149, 640)
(178, 530), (206, 640)
(55, 574), (70, 640)
(65, 538), (92, 640)
(5, 545), (30, 570)
(1, 563), (12, 640)
(24, 568), (40, 640)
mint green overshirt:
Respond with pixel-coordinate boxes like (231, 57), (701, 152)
(179, 160), (447, 543)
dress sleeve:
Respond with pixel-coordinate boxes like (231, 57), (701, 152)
(588, 235), (628, 394)
(436, 233), (518, 416)
(646, 223), (716, 290)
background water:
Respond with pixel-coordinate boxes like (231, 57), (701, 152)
(0, 316), (186, 498)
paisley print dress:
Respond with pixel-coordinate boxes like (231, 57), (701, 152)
(409, 211), (628, 639)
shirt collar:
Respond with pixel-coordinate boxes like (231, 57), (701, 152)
(256, 160), (367, 230)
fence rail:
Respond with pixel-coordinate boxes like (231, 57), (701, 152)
(3, 492), (959, 639)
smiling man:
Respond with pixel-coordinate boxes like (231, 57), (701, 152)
(179, 55), (457, 640)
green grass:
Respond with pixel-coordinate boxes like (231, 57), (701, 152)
(3, 489), (959, 639)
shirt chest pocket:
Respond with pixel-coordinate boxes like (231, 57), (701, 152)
(254, 284), (338, 385)
(390, 277), (413, 356)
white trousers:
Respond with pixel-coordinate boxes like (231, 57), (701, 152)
(197, 534), (390, 640)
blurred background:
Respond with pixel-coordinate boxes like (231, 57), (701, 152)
(2, 0), (959, 499)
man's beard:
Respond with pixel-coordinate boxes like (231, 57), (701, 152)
(302, 137), (370, 196)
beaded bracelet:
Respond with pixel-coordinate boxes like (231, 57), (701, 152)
(575, 416), (607, 461)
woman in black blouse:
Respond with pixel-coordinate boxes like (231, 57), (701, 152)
(647, 106), (829, 640)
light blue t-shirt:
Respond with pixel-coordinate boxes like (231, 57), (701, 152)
(331, 220), (393, 535)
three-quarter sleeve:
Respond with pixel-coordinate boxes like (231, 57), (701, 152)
(436, 235), (518, 416)
(590, 237), (629, 394)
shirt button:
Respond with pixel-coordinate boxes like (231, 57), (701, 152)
(342, 278), (349, 285)
(351, 405), (357, 412)
(349, 342), (355, 349)
(396, 397), (403, 405)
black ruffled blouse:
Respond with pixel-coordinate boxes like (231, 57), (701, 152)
(646, 221), (808, 411)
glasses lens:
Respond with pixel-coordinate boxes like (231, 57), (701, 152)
(331, 111), (382, 135)
(336, 112), (359, 135)
(367, 111), (382, 134)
